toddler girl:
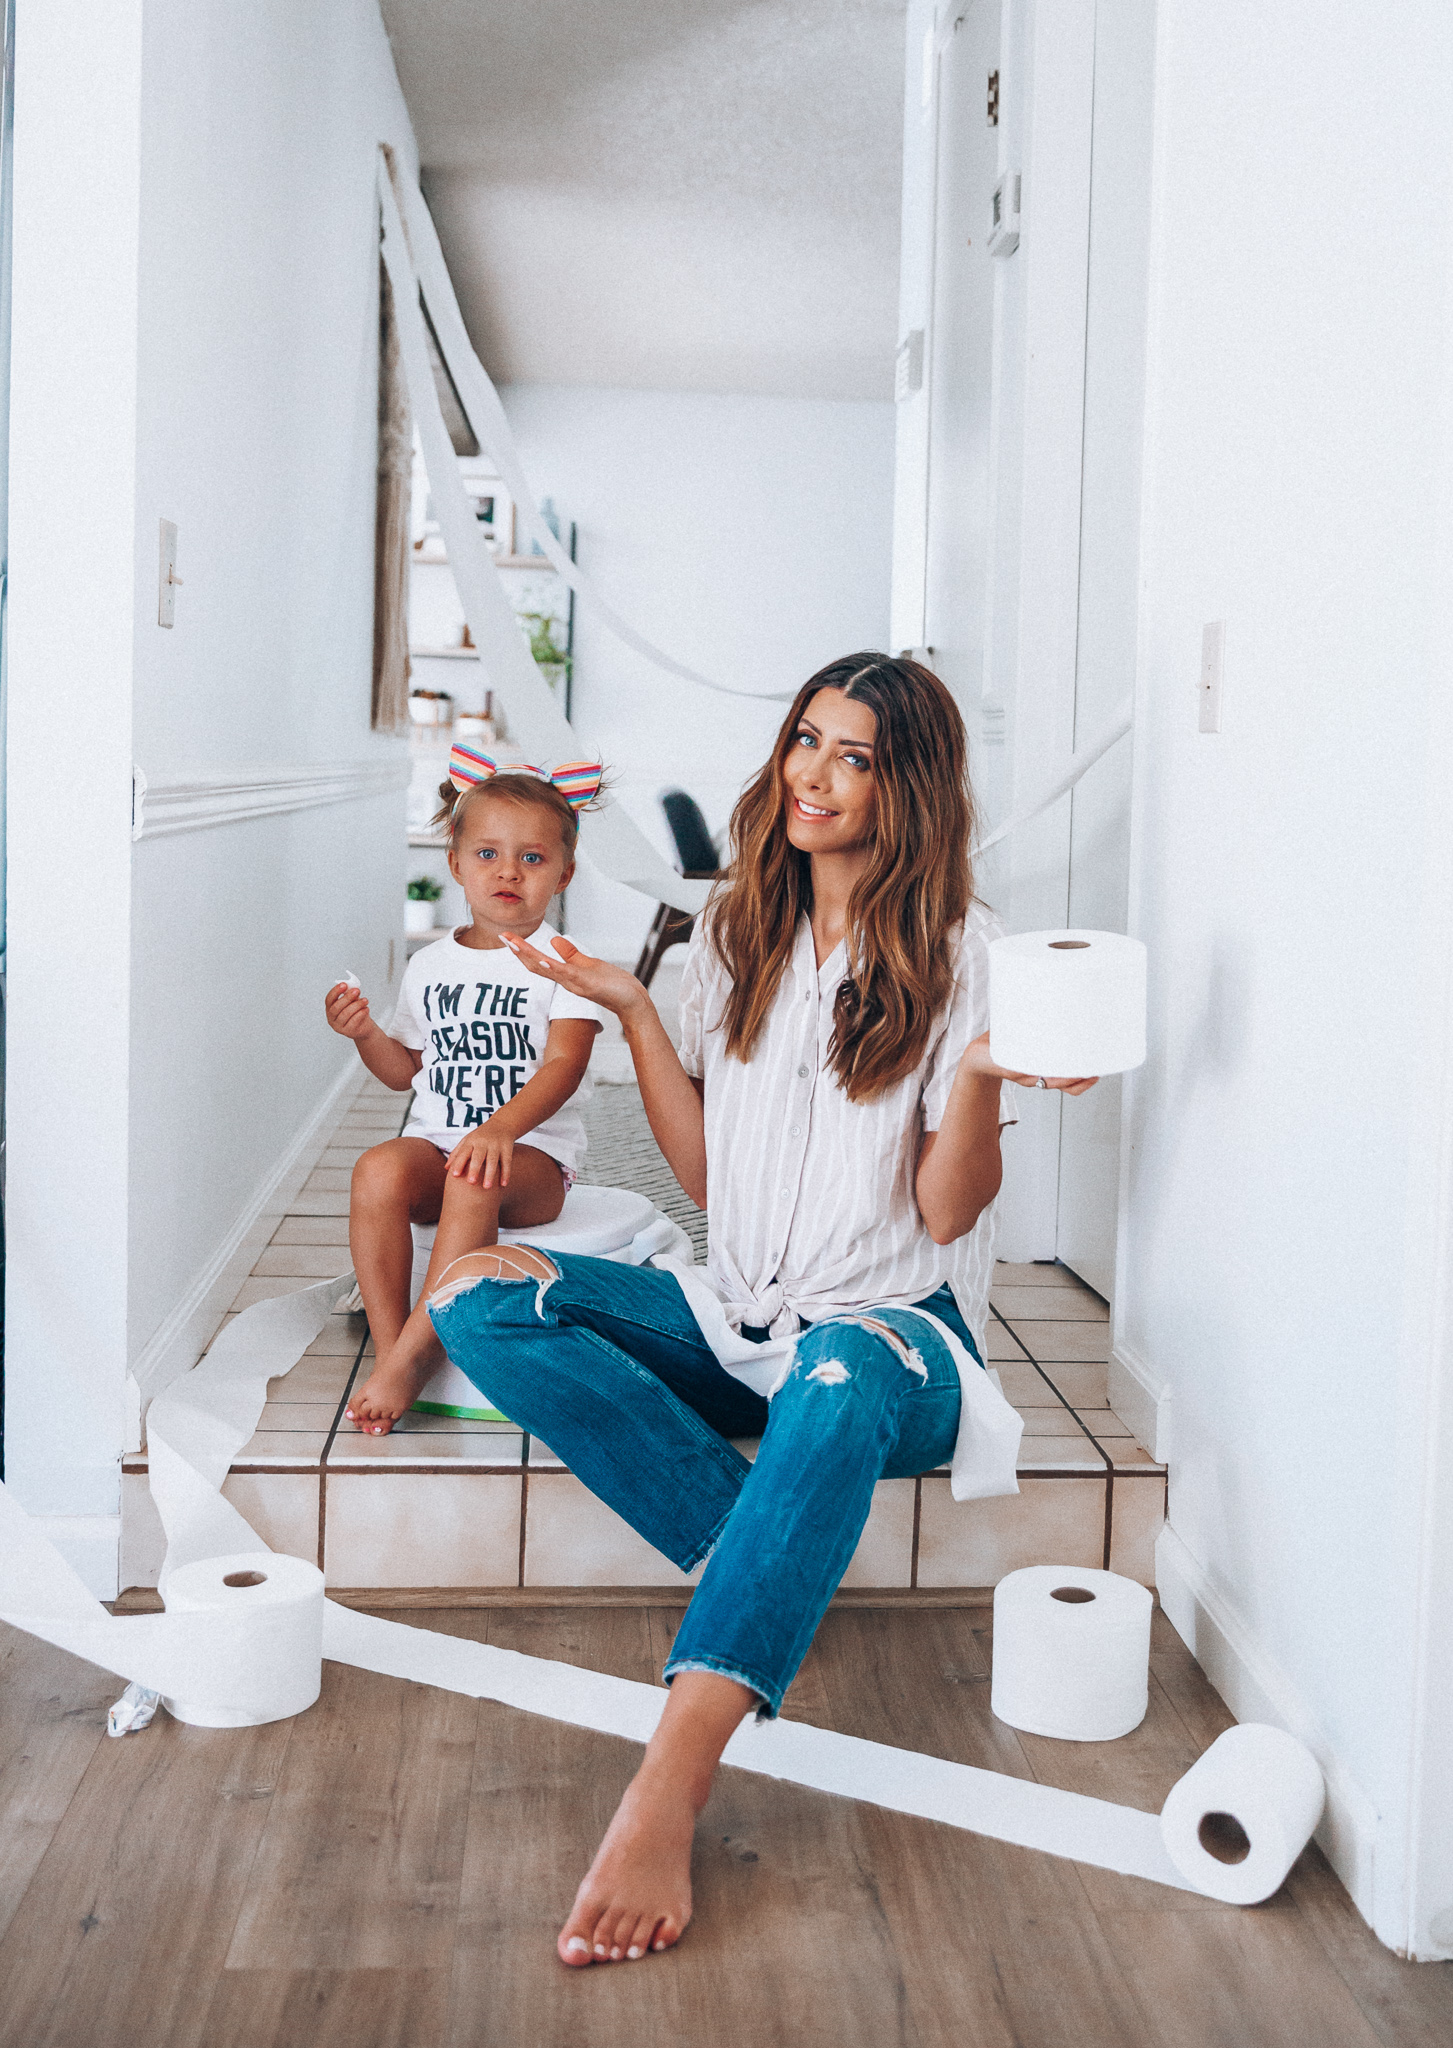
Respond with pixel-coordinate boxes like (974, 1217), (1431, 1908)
(325, 751), (606, 1433)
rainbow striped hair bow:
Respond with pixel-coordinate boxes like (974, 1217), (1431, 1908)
(448, 744), (604, 811)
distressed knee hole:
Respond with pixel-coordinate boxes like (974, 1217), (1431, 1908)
(427, 1246), (559, 1315)
(854, 1316), (928, 1380)
(805, 1359), (851, 1386)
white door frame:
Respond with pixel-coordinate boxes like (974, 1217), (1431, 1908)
(892, 0), (1098, 1262)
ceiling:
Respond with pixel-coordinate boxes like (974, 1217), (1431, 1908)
(379, 0), (907, 401)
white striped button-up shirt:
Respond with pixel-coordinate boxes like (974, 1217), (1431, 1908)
(677, 900), (1015, 1364)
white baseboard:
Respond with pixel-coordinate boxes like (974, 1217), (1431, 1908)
(128, 1057), (363, 1414)
(1109, 1342), (1171, 1460)
(1156, 1520), (1381, 1930)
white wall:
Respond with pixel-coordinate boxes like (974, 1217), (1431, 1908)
(1120, 0), (1453, 1955)
(5, 0), (418, 1585)
(492, 383), (897, 958)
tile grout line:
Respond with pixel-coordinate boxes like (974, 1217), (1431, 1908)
(518, 1434), (531, 1589)
(991, 1306), (1116, 1565)
(317, 1334), (371, 1575)
(910, 1476), (922, 1590)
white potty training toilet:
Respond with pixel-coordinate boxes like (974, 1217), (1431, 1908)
(409, 1184), (693, 1420)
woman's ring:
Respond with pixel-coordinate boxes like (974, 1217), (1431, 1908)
(1035, 1075), (1047, 1088)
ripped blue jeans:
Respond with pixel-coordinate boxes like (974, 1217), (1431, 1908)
(426, 1251), (972, 1716)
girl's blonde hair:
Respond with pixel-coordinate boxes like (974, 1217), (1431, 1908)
(706, 653), (976, 1102)
(431, 771), (591, 857)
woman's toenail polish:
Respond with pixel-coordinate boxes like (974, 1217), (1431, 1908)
(627, 1946), (642, 1959)
(594, 1945), (606, 1956)
(610, 1947), (622, 1959)
(566, 1936), (588, 1954)
(654, 1938), (667, 1950)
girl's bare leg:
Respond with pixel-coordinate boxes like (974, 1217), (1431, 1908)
(558, 1671), (756, 1967)
(348, 1143), (566, 1433)
(348, 1138), (449, 1362)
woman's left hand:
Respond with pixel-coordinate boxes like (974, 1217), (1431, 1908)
(958, 1031), (1099, 1096)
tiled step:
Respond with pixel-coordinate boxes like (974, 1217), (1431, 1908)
(122, 1271), (1164, 1596)
(123, 1069), (1164, 1595)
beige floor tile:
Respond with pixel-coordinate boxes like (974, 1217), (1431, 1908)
(229, 1275), (330, 1312)
(222, 1473), (321, 1567)
(231, 1429), (328, 1466)
(324, 1471), (522, 1587)
(302, 1317), (370, 1356)
(984, 1320), (1030, 1361)
(302, 1169), (352, 1193)
(526, 1437), (566, 1468)
(1107, 1441), (1161, 1469)
(1108, 1472), (1166, 1585)
(255, 1401), (340, 1434)
(916, 1475), (1106, 1586)
(251, 1245), (353, 1279)
(325, 1415), (524, 1468)
(286, 1191), (352, 1217)
(270, 1216), (353, 1246)
(993, 1360), (1063, 1407)
(318, 1145), (370, 1169)
(993, 1262), (1086, 1288)
(839, 1479), (916, 1588)
(1004, 1321), (1112, 1363)
(1078, 1406), (1134, 1436)
(1040, 1361), (1109, 1405)
(1011, 1406), (1092, 1437)
(990, 1285), (1109, 1322)
(266, 1357), (355, 1404)
(1016, 1434), (1105, 1470)
(523, 1472), (702, 1587)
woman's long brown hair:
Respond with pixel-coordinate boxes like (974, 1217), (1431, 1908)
(707, 653), (975, 1101)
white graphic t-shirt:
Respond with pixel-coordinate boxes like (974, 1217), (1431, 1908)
(390, 927), (605, 1173)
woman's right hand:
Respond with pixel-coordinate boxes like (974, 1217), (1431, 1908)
(501, 933), (651, 1019)
(325, 980), (375, 1042)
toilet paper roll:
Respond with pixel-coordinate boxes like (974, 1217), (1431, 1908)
(991, 1565), (1153, 1741)
(988, 929), (1147, 1077)
(1159, 1723), (1325, 1904)
(161, 1549), (324, 1728)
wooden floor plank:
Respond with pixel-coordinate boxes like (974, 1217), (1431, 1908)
(201, 1968), (450, 2048)
(224, 1658), (477, 1971)
(1098, 1905), (1388, 2048)
(0, 1708), (294, 2048)
(0, 1625), (113, 1943)
(2, 1604), (1451, 2048)
(1282, 1850), (1453, 2048)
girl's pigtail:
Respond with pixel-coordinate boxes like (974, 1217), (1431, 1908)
(431, 779), (463, 836)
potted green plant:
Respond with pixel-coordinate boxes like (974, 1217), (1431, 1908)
(517, 611), (571, 694)
(406, 874), (444, 936)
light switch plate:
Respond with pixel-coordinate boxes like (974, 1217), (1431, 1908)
(158, 519), (179, 627)
(1199, 620), (1225, 732)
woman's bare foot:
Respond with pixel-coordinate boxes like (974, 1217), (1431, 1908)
(558, 1765), (697, 1965)
(345, 1350), (432, 1435)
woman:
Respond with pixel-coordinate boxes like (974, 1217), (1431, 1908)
(425, 653), (1096, 1967)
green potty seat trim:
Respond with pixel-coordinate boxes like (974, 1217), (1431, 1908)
(410, 1398), (512, 1424)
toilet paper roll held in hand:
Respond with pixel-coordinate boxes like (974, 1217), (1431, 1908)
(161, 1549), (325, 1729)
(988, 930), (1147, 1077)
(991, 1565), (1153, 1742)
(1160, 1723), (1324, 1904)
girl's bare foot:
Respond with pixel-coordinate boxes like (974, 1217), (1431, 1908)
(558, 1766), (697, 1965)
(345, 1351), (432, 1435)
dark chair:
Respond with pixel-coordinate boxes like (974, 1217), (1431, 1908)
(633, 788), (720, 988)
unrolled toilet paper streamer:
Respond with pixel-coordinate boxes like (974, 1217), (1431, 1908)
(988, 929), (1147, 1078)
(0, 1272), (1321, 1901)
(991, 1567), (1153, 1743)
